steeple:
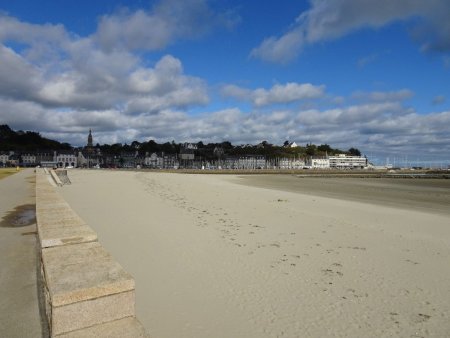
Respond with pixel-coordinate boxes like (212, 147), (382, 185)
(87, 129), (93, 147)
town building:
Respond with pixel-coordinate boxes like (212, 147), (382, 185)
(0, 152), (10, 166)
(56, 151), (77, 168)
(308, 157), (330, 169)
(278, 158), (305, 169)
(78, 130), (102, 168)
(307, 154), (368, 169)
(144, 152), (160, 168)
(20, 153), (37, 166)
(224, 155), (267, 170)
(328, 154), (368, 169)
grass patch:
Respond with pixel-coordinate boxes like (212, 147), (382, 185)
(0, 168), (20, 180)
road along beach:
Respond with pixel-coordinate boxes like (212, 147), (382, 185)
(59, 170), (450, 338)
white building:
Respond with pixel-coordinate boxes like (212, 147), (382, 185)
(56, 152), (77, 168)
(310, 158), (330, 169)
(21, 153), (37, 166)
(328, 154), (367, 169)
(224, 156), (267, 169)
(0, 153), (9, 166)
(144, 153), (163, 168)
(278, 158), (305, 169)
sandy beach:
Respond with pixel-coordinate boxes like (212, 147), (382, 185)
(59, 170), (450, 338)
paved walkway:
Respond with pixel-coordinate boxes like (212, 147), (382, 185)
(0, 169), (48, 337)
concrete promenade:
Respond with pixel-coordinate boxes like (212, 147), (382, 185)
(0, 169), (48, 337)
(1, 169), (148, 337)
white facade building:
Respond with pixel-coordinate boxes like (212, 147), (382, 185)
(144, 153), (163, 168)
(21, 154), (37, 166)
(0, 153), (9, 165)
(56, 153), (77, 168)
(278, 158), (305, 169)
(310, 158), (330, 169)
(328, 154), (367, 169)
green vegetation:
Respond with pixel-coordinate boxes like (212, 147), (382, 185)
(0, 125), (71, 151)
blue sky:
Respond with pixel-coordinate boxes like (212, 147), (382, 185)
(0, 0), (449, 165)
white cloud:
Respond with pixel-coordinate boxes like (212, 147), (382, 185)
(0, 45), (41, 100)
(352, 89), (414, 102)
(95, 0), (240, 52)
(2, 92), (449, 159)
(222, 82), (325, 106)
(0, 14), (67, 46)
(0, 10), (449, 160)
(252, 0), (450, 63)
(0, 11), (208, 112)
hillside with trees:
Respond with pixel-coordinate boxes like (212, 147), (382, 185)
(1, 124), (362, 159)
(0, 125), (71, 151)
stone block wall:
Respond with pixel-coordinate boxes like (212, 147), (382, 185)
(35, 169), (149, 337)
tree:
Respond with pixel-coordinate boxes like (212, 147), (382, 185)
(317, 144), (332, 153)
(131, 141), (141, 149)
(348, 147), (361, 156)
(306, 144), (317, 156)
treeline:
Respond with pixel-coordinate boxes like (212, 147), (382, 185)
(1, 124), (362, 159)
(98, 140), (362, 160)
(0, 125), (71, 151)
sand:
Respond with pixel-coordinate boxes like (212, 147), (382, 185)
(59, 170), (450, 338)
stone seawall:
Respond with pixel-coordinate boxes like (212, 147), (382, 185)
(35, 169), (149, 337)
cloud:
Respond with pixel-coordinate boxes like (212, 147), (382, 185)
(95, 0), (240, 52)
(0, 9), (449, 161)
(222, 82), (325, 106)
(251, 0), (450, 63)
(432, 95), (446, 105)
(0, 12), (208, 112)
(0, 14), (67, 46)
(3, 91), (449, 162)
(352, 89), (414, 102)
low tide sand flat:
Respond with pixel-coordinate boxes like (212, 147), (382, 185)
(59, 170), (450, 338)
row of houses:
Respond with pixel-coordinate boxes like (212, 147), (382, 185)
(0, 150), (87, 168)
(1, 149), (368, 170)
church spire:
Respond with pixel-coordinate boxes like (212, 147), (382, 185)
(87, 129), (93, 147)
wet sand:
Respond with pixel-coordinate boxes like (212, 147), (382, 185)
(59, 170), (450, 338)
(238, 175), (450, 215)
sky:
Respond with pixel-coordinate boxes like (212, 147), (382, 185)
(0, 0), (449, 166)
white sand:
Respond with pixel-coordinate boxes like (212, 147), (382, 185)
(59, 170), (450, 338)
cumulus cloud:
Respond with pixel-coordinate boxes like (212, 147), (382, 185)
(0, 9), (449, 161)
(2, 90), (449, 159)
(251, 0), (450, 63)
(95, 0), (240, 52)
(352, 89), (414, 102)
(222, 82), (325, 106)
(0, 13), (208, 112)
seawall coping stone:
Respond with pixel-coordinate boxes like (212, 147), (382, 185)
(42, 241), (135, 307)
